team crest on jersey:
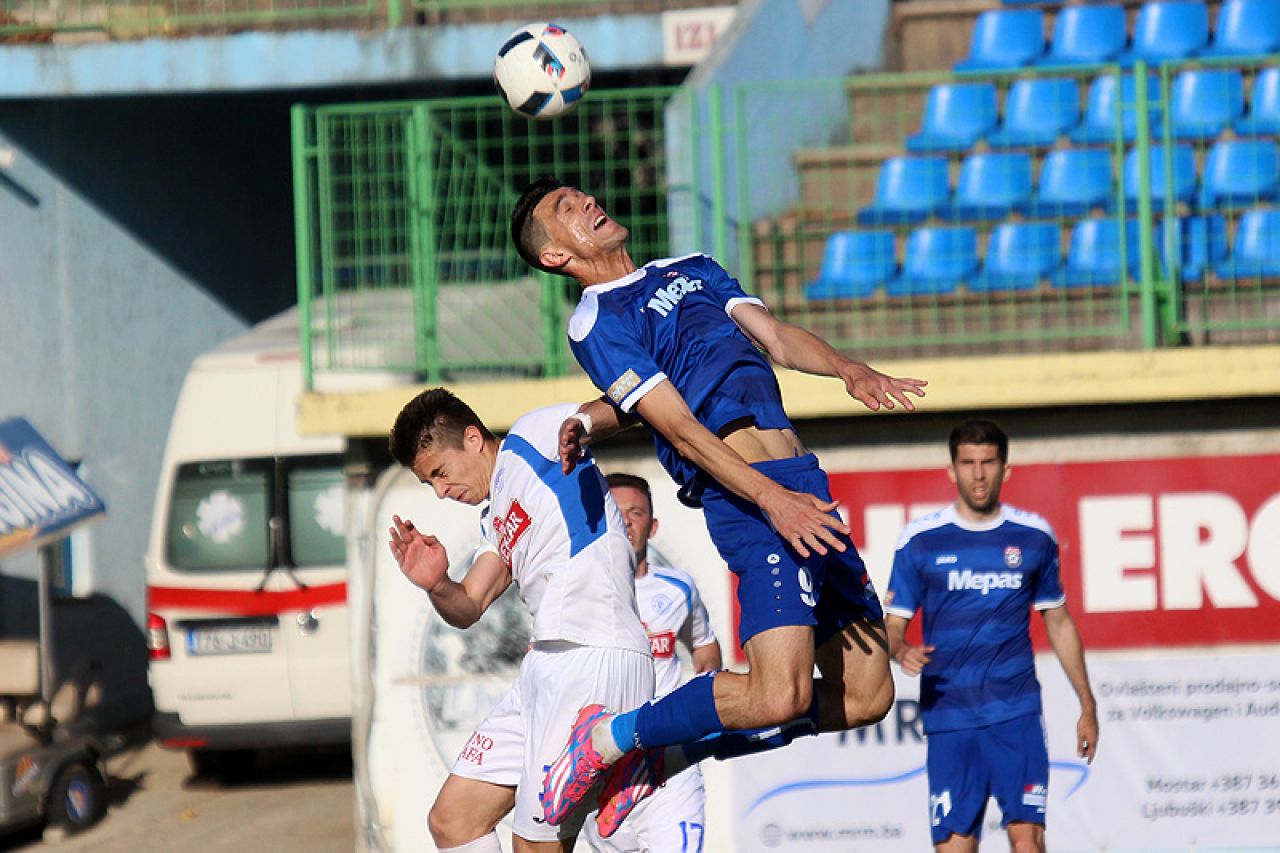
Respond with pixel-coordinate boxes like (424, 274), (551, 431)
(649, 630), (676, 659)
(607, 369), (642, 404)
(649, 593), (672, 616)
(493, 500), (532, 563)
(1004, 545), (1023, 568)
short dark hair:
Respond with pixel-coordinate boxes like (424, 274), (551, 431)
(389, 388), (494, 469)
(511, 176), (570, 275)
(606, 472), (653, 512)
(948, 418), (1009, 463)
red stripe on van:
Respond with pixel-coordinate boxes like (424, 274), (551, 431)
(148, 582), (347, 615)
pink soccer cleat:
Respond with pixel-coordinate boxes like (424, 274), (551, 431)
(594, 747), (665, 838)
(540, 704), (614, 825)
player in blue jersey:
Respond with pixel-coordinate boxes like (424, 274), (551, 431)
(885, 419), (1098, 852)
(509, 177), (929, 835)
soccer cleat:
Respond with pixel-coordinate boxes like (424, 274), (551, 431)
(540, 703), (614, 825)
(594, 747), (665, 839)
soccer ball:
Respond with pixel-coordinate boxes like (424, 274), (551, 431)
(493, 22), (591, 120)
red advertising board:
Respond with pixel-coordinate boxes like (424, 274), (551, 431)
(827, 453), (1280, 650)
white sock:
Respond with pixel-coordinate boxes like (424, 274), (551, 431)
(592, 719), (625, 764)
(438, 831), (503, 853)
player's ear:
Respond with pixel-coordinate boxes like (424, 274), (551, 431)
(462, 424), (484, 451)
(946, 464), (958, 485)
(1001, 464), (1012, 484)
(539, 245), (571, 271)
(649, 516), (660, 538)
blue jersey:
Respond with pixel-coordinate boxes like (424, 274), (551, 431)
(568, 254), (793, 489)
(886, 504), (1066, 733)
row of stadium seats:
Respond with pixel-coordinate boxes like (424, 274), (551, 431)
(962, 0), (1279, 70)
(806, 208), (1280, 298)
(859, 140), (1280, 225)
(908, 68), (1278, 152)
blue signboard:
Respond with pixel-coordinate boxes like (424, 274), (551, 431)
(0, 418), (106, 557)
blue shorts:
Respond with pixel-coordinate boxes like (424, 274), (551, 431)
(699, 454), (883, 647)
(925, 713), (1049, 844)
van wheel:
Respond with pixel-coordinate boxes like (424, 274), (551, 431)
(48, 760), (107, 833)
(188, 748), (255, 780)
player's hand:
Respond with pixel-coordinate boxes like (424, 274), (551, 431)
(558, 416), (589, 474)
(759, 486), (849, 559)
(839, 361), (927, 412)
(1077, 707), (1099, 764)
(388, 515), (449, 593)
(896, 643), (934, 676)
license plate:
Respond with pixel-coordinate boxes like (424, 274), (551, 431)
(186, 625), (272, 656)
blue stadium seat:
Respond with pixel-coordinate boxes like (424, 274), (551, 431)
(1029, 148), (1115, 218)
(805, 231), (896, 299)
(987, 77), (1080, 147)
(1120, 1), (1210, 64)
(888, 227), (977, 295)
(1203, 0), (1280, 57)
(955, 9), (1045, 71)
(1119, 144), (1198, 212)
(1164, 215), (1227, 282)
(1052, 218), (1139, 287)
(1071, 74), (1162, 144)
(942, 152), (1033, 222)
(856, 156), (951, 226)
(1039, 4), (1128, 67)
(974, 222), (1062, 291)
(1169, 68), (1245, 140)
(1215, 208), (1280, 279)
(1201, 140), (1280, 208)
(1235, 67), (1280, 137)
(906, 83), (1000, 152)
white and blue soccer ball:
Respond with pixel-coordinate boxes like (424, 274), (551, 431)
(493, 22), (592, 120)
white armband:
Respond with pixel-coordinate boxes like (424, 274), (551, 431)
(569, 410), (593, 435)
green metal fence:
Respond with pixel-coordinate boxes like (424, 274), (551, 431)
(0, 0), (384, 37)
(292, 87), (676, 387)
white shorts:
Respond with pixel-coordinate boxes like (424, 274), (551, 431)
(449, 641), (654, 843)
(582, 763), (707, 853)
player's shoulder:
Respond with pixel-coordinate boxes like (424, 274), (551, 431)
(1002, 505), (1058, 543)
(567, 267), (652, 343)
(646, 252), (714, 273)
(505, 404), (577, 457)
(895, 505), (958, 550)
(648, 562), (698, 600)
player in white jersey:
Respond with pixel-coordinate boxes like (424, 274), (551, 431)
(387, 389), (654, 853)
(583, 473), (721, 853)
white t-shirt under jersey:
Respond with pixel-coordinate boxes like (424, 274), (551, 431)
(635, 561), (717, 697)
(480, 404), (650, 655)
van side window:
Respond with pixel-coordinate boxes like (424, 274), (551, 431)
(166, 460), (272, 571)
(287, 461), (346, 567)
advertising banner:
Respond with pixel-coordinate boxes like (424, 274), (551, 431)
(0, 417), (105, 557)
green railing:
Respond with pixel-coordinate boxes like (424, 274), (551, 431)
(0, 0), (385, 37)
(292, 87), (677, 387)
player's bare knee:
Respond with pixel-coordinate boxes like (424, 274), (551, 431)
(861, 673), (895, 724)
(751, 677), (812, 726)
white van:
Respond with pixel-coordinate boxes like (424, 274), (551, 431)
(144, 306), (395, 774)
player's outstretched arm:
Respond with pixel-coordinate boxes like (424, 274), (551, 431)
(1042, 604), (1099, 764)
(885, 614), (933, 676)
(558, 396), (639, 474)
(730, 303), (927, 412)
(388, 515), (512, 629)
(633, 380), (849, 559)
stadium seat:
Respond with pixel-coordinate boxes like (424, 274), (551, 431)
(1169, 68), (1245, 140)
(1052, 218), (1139, 287)
(1215, 208), (1280, 279)
(1039, 4), (1128, 67)
(1119, 144), (1198, 212)
(805, 231), (896, 299)
(1234, 67), (1280, 137)
(856, 156), (951, 226)
(1029, 148), (1115, 218)
(1201, 140), (1280, 208)
(942, 152), (1033, 222)
(1164, 215), (1227, 282)
(955, 9), (1045, 71)
(888, 227), (977, 295)
(987, 77), (1080, 148)
(1120, 1), (1210, 64)
(1203, 0), (1280, 57)
(1071, 74), (1162, 144)
(974, 222), (1062, 291)
(906, 83), (1000, 152)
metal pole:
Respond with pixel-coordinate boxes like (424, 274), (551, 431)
(1133, 62), (1158, 349)
(37, 543), (56, 705)
(290, 105), (316, 391)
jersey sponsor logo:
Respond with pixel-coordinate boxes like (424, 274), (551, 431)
(935, 553), (958, 565)
(493, 499), (532, 564)
(644, 275), (704, 317)
(1022, 783), (1048, 809)
(607, 369), (642, 404)
(947, 568), (1024, 595)
(457, 732), (495, 765)
(1005, 545), (1024, 568)
(649, 630), (676, 659)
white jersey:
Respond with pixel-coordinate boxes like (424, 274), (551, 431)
(480, 404), (650, 654)
(636, 561), (717, 697)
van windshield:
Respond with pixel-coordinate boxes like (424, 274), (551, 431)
(166, 460), (271, 571)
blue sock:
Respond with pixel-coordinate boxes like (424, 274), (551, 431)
(681, 690), (819, 764)
(620, 671), (723, 751)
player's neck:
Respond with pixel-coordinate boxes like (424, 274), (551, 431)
(633, 557), (649, 578)
(953, 498), (1002, 525)
(574, 247), (637, 286)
